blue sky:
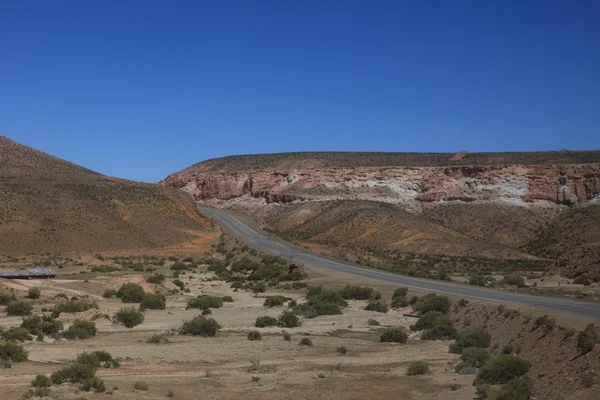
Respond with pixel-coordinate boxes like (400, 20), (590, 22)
(1, 1), (599, 182)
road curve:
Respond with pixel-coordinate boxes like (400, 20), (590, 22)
(199, 206), (600, 320)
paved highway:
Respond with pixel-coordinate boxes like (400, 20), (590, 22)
(199, 206), (600, 320)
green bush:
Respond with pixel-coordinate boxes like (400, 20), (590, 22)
(458, 299), (469, 307)
(294, 299), (343, 318)
(116, 283), (146, 303)
(533, 315), (555, 332)
(202, 308), (212, 315)
(50, 363), (97, 384)
(247, 330), (262, 341)
(0, 341), (28, 362)
(469, 275), (489, 287)
(63, 320), (97, 339)
(76, 351), (120, 368)
(449, 329), (491, 353)
(221, 295), (234, 302)
(299, 337), (312, 346)
(391, 296), (409, 308)
(147, 333), (170, 344)
(502, 275), (526, 288)
(460, 347), (491, 367)
(21, 314), (63, 336)
(577, 323), (599, 354)
(263, 295), (287, 307)
(139, 293), (166, 310)
(1, 326), (32, 342)
(79, 376), (106, 392)
(406, 361), (429, 375)
(255, 316), (278, 327)
(364, 300), (389, 313)
(172, 279), (185, 290)
(31, 374), (52, 388)
(134, 381), (149, 390)
(340, 285), (379, 300)
(252, 281), (267, 293)
(367, 318), (380, 326)
(145, 274), (166, 284)
(179, 316), (221, 337)
(413, 294), (451, 315)
(278, 311), (301, 328)
(186, 295), (223, 310)
(0, 293), (17, 305)
(336, 345), (347, 354)
(27, 287), (41, 299)
(393, 287), (408, 298)
(52, 299), (98, 316)
(102, 289), (117, 298)
(475, 355), (531, 385)
(415, 311), (445, 330)
(6, 300), (33, 316)
(415, 312), (456, 340)
(114, 307), (145, 328)
(380, 328), (408, 343)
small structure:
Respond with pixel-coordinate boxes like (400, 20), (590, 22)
(0, 268), (56, 279)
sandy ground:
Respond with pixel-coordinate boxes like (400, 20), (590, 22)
(1, 264), (477, 400)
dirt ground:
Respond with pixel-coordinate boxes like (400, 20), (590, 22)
(0, 261), (478, 400)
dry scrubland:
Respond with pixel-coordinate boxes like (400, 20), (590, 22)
(1, 234), (599, 400)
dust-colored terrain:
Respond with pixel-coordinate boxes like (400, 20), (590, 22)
(0, 136), (218, 255)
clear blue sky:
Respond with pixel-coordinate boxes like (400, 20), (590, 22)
(1, 1), (599, 182)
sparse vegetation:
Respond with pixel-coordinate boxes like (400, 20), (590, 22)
(299, 337), (312, 346)
(27, 287), (41, 299)
(255, 316), (278, 327)
(134, 381), (149, 390)
(187, 295), (223, 310)
(364, 300), (389, 313)
(278, 311), (301, 328)
(139, 293), (166, 310)
(406, 361), (429, 375)
(263, 295), (287, 307)
(577, 323), (599, 354)
(179, 316), (221, 337)
(449, 329), (491, 353)
(380, 328), (408, 343)
(114, 307), (145, 328)
(63, 320), (97, 340)
(247, 330), (262, 341)
(336, 345), (347, 354)
(6, 301), (33, 316)
(52, 299), (98, 316)
(116, 283), (146, 303)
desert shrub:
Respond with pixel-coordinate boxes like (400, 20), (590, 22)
(414, 311), (445, 330)
(0, 341), (28, 362)
(502, 275), (526, 288)
(469, 274), (489, 286)
(247, 330), (262, 341)
(532, 315), (555, 332)
(502, 344), (514, 354)
(391, 296), (409, 308)
(294, 299), (343, 318)
(413, 294), (451, 315)
(6, 301), (33, 316)
(63, 320), (97, 339)
(577, 323), (600, 354)
(393, 287), (409, 298)
(139, 293), (166, 310)
(1, 326), (32, 342)
(27, 287), (41, 299)
(221, 295), (234, 302)
(186, 295), (223, 310)
(114, 307), (145, 328)
(340, 285), (379, 300)
(52, 299), (98, 316)
(475, 355), (531, 385)
(458, 299), (469, 307)
(145, 274), (166, 284)
(79, 376), (106, 392)
(299, 337), (312, 346)
(364, 300), (389, 313)
(31, 374), (52, 388)
(278, 311), (301, 328)
(421, 321), (457, 340)
(336, 345), (347, 354)
(573, 275), (591, 286)
(172, 279), (185, 290)
(367, 318), (380, 326)
(495, 375), (533, 400)
(461, 347), (491, 367)
(282, 331), (291, 341)
(179, 316), (221, 337)
(255, 316), (278, 327)
(0, 293), (17, 305)
(380, 328), (408, 343)
(263, 295), (287, 307)
(50, 363), (97, 384)
(252, 281), (267, 293)
(77, 351), (119, 368)
(147, 333), (170, 344)
(116, 283), (146, 303)
(230, 281), (244, 289)
(102, 289), (117, 298)
(406, 361), (429, 375)
(134, 381), (149, 390)
(202, 308), (212, 315)
(449, 329), (492, 353)
(170, 262), (188, 271)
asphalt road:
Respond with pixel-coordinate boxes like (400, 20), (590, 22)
(199, 206), (600, 320)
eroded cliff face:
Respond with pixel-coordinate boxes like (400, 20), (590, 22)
(161, 163), (600, 207)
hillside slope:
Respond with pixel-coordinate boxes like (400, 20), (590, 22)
(0, 136), (215, 255)
(163, 151), (600, 277)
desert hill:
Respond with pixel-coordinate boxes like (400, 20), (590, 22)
(163, 151), (600, 277)
(0, 136), (214, 255)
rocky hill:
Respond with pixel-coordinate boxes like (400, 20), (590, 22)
(163, 151), (600, 277)
(0, 136), (214, 255)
